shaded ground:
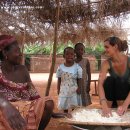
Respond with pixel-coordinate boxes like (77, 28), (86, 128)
(30, 73), (100, 130)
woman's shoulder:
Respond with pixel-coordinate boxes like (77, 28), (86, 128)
(102, 59), (109, 64)
(15, 64), (26, 69)
(101, 59), (110, 69)
(15, 65), (28, 72)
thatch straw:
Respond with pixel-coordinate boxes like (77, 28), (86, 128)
(0, 0), (129, 43)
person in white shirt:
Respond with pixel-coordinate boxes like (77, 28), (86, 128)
(56, 47), (82, 113)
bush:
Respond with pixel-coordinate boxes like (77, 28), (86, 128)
(23, 41), (74, 55)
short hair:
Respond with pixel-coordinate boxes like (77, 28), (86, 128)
(74, 42), (85, 49)
(63, 47), (74, 55)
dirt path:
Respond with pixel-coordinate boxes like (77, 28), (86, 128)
(30, 73), (100, 130)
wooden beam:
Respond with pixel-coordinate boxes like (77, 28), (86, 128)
(45, 0), (60, 96)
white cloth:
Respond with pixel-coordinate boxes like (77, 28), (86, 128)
(56, 63), (82, 110)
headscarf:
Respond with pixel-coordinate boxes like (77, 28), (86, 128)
(0, 35), (16, 51)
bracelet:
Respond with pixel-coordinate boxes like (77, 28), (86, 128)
(100, 98), (106, 104)
(0, 98), (8, 109)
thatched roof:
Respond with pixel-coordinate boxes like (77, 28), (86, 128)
(0, 0), (130, 43)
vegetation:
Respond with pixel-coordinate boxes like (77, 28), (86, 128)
(23, 41), (74, 55)
(85, 43), (104, 70)
(85, 43), (104, 56)
(23, 41), (104, 55)
(24, 42), (52, 55)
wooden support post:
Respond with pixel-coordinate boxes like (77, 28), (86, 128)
(91, 80), (98, 96)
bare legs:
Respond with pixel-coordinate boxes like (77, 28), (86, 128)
(38, 100), (54, 130)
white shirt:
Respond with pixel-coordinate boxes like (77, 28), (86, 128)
(56, 63), (82, 97)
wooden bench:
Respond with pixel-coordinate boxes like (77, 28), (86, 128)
(91, 79), (98, 96)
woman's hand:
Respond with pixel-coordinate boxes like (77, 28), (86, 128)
(102, 106), (112, 117)
(1, 101), (26, 130)
(117, 93), (130, 116)
(101, 101), (112, 117)
(117, 105), (128, 116)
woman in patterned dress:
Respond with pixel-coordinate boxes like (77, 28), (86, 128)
(0, 35), (54, 130)
(56, 47), (82, 113)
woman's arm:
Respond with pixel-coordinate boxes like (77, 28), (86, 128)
(98, 60), (112, 116)
(86, 60), (91, 92)
(117, 58), (130, 115)
(0, 95), (26, 130)
(22, 65), (38, 90)
(98, 61), (108, 101)
(57, 78), (61, 95)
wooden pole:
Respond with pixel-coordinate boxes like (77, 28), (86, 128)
(21, 10), (27, 65)
(45, 0), (60, 96)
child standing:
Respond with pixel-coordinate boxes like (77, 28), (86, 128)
(56, 47), (82, 113)
(75, 43), (92, 106)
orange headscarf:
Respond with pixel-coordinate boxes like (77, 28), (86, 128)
(0, 35), (16, 51)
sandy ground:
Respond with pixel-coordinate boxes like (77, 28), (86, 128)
(30, 73), (100, 130)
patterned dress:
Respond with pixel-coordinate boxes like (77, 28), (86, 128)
(0, 68), (51, 130)
(78, 58), (91, 106)
(56, 63), (82, 110)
